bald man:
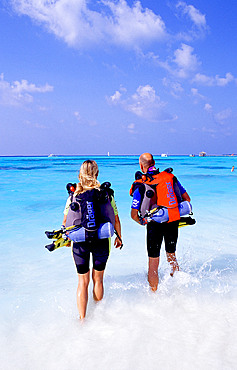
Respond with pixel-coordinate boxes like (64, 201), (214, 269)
(130, 153), (190, 291)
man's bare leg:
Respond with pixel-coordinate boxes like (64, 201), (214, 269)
(148, 257), (159, 291)
(166, 252), (179, 276)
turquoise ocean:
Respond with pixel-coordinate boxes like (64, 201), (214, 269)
(1, 155), (237, 370)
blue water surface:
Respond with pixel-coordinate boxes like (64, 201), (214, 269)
(0, 155), (237, 370)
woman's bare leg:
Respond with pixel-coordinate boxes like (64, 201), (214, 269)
(92, 269), (105, 301)
(77, 271), (90, 319)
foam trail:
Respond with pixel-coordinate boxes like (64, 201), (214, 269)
(1, 260), (237, 370)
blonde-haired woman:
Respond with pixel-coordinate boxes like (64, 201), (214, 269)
(62, 160), (122, 320)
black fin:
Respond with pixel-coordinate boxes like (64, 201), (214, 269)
(179, 216), (196, 227)
(45, 242), (56, 252)
(45, 229), (63, 239)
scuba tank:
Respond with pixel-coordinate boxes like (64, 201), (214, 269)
(146, 201), (192, 223)
(65, 182), (115, 241)
(130, 168), (193, 223)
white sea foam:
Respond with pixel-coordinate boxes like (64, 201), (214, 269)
(1, 241), (237, 370)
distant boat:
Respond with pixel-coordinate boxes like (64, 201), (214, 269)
(107, 151), (110, 157)
(48, 154), (56, 157)
(189, 154), (195, 157)
(161, 153), (168, 157)
(199, 151), (206, 157)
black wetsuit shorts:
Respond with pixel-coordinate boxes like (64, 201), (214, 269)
(72, 238), (110, 274)
(147, 221), (179, 258)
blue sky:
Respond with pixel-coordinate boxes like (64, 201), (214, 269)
(0, 0), (236, 155)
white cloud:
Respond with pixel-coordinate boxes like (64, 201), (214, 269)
(0, 73), (53, 106)
(214, 108), (232, 125)
(176, 2), (207, 30)
(139, 44), (200, 79)
(173, 44), (200, 78)
(24, 120), (47, 129)
(215, 73), (234, 86)
(136, 49), (175, 77)
(193, 72), (235, 86)
(12, 79), (52, 93)
(138, 44), (200, 80)
(204, 103), (212, 111)
(108, 84), (177, 122)
(162, 78), (184, 98)
(203, 104), (232, 129)
(11, 0), (167, 49)
(110, 90), (122, 103)
(128, 85), (158, 118)
(192, 73), (212, 85)
(73, 111), (97, 126)
(191, 88), (205, 100)
(38, 106), (49, 111)
(127, 123), (135, 133)
(201, 126), (217, 136)
(136, 49), (159, 63)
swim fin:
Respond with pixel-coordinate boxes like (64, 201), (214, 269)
(45, 225), (76, 252)
(45, 225), (76, 240)
(45, 229), (64, 240)
(178, 216), (196, 228)
(45, 237), (71, 252)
